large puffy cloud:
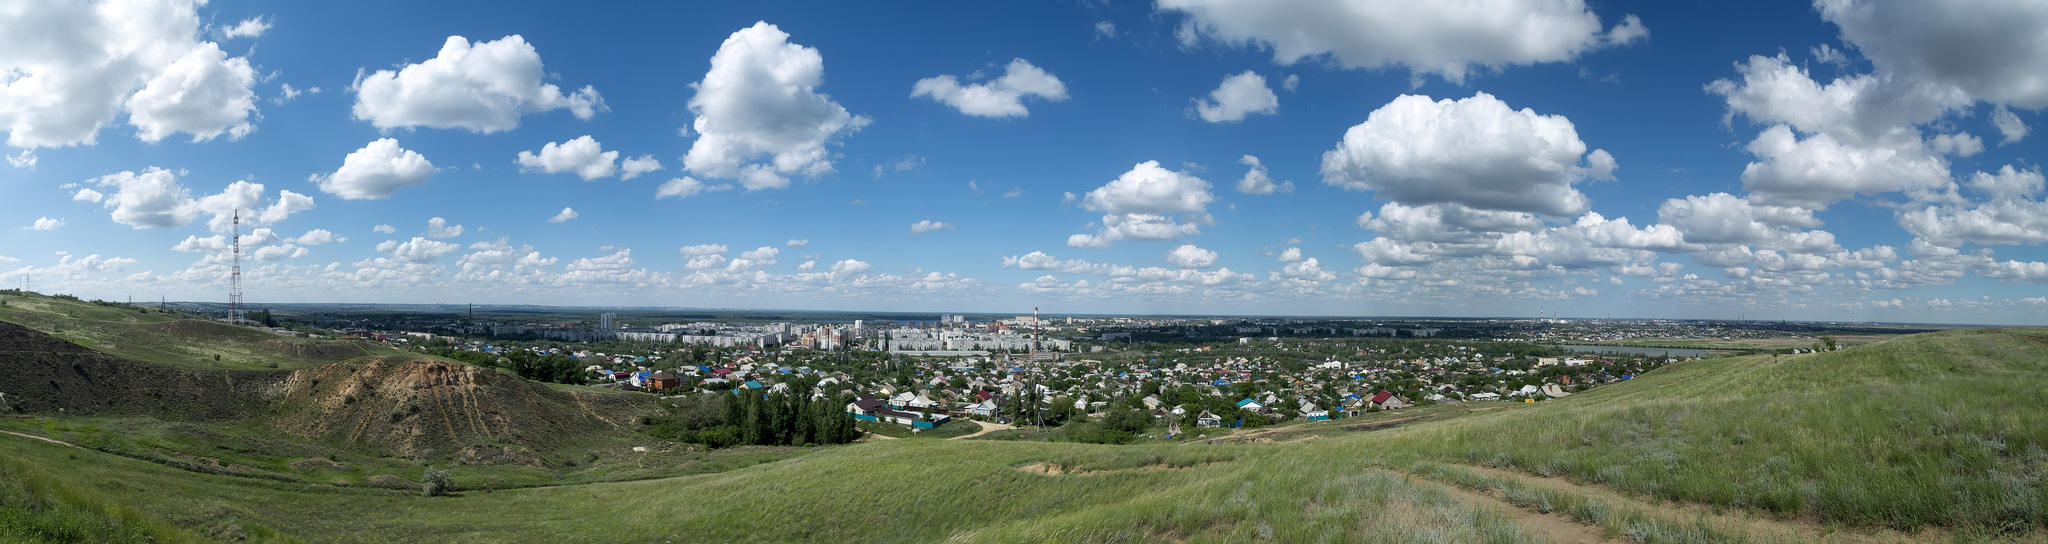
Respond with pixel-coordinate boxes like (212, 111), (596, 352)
(1707, 53), (1968, 143)
(92, 168), (199, 228)
(1160, 0), (1645, 84)
(912, 58), (1068, 118)
(1899, 165), (2048, 246)
(1737, 125), (1951, 208)
(1165, 244), (1219, 268)
(0, 0), (261, 148)
(1321, 93), (1611, 216)
(309, 138), (434, 200)
(1818, 0), (2048, 110)
(1069, 161), (1216, 248)
(515, 135), (619, 180)
(683, 22), (868, 191)
(1657, 192), (1822, 245)
(125, 42), (258, 142)
(1191, 71), (1277, 123)
(351, 35), (603, 133)
(88, 168), (314, 232)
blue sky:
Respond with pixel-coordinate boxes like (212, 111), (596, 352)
(2, 0), (2045, 324)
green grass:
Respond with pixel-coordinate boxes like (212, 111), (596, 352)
(1364, 327), (2048, 534)
(0, 431), (1550, 543)
(0, 292), (402, 371)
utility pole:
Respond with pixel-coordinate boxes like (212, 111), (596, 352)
(227, 209), (244, 325)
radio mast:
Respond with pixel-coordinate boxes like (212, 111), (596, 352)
(228, 209), (243, 324)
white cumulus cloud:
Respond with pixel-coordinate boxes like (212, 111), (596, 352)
(29, 217), (64, 231)
(515, 135), (618, 180)
(912, 58), (1069, 118)
(220, 16), (269, 39)
(351, 35), (603, 133)
(424, 217), (464, 239)
(1191, 71), (1277, 123)
(309, 138), (434, 200)
(909, 220), (953, 235)
(683, 22), (867, 191)
(1321, 92), (1610, 216)
(655, 177), (735, 200)
(1070, 161), (1217, 247)
(547, 207), (578, 223)
(1234, 155), (1292, 194)
(1160, 0), (1645, 84)
(1165, 244), (1218, 268)
(0, 0), (262, 148)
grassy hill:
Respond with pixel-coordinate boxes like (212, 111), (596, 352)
(1366, 327), (2048, 533)
(0, 291), (398, 370)
(4, 314), (2047, 541)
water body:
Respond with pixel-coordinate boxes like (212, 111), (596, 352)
(1558, 345), (1712, 358)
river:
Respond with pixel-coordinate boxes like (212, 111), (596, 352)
(1557, 345), (1712, 358)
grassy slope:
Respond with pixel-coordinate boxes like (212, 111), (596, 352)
(0, 432), (1544, 544)
(1368, 327), (2048, 532)
(0, 292), (399, 370)
(5, 324), (2045, 542)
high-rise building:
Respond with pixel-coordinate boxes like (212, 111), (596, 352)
(599, 313), (618, 330)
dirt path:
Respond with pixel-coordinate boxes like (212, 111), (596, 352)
(1389, 469), (1613, 543)
(1437, 463), (1937, 544)
(950, 421), (1013, 440)
(0, 430), (77, 448)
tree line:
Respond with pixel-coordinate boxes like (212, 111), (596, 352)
(427, 347), (588, 385)
(644, 386), (861, 448)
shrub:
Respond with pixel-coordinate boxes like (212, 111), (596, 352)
(421, 468), (453, 497)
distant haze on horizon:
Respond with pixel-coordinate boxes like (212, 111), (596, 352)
(2, 0), (2045, 325)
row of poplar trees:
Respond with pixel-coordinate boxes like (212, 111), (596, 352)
(722, 389), (863, 447)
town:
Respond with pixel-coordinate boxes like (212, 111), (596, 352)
(250, 306), (1865, 442)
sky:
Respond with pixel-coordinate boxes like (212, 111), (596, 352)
(1, 0), (2046, 324)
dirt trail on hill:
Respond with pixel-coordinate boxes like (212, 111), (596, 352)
(1428, 463), (1939, 544)
(1387, 469), (1614, 543)
(0, 430), (76, 448)
(950, 421), (1012, 440)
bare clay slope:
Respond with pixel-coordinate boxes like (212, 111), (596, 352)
(267, 357), (650, 463)
(0, 319), (653, 464)
(0, 320), (285, 419)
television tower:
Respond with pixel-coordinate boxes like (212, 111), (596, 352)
(228, 209), (244, 324)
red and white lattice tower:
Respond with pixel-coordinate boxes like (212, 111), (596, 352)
(228, 209), (244, 324)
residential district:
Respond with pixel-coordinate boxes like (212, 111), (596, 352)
(298, 311), (1821, 436)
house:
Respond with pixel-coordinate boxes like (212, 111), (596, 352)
(1472, 392), (1502, 401)
(1196, 410), (1223, 428)
(1369, 391), (1409, 410)
(646, 371), (682, 391)
(965, 399), (999, 418)
(1301, 401), (1330, 421)
(1235, 398), (1267, 413)
(1541, 384), (1571, 398)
